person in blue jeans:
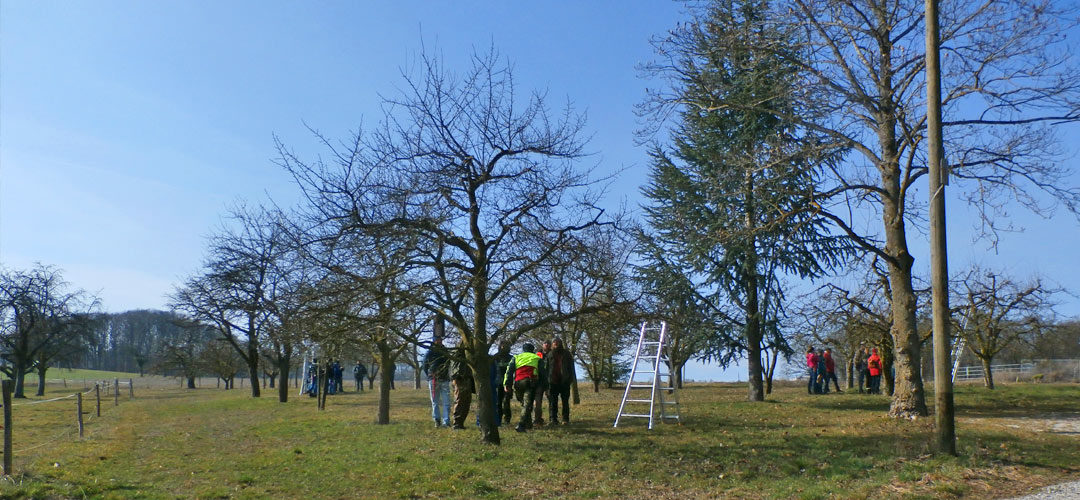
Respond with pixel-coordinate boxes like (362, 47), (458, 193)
(806, 347), (818, 394)
(816, 349), (829, 394)
(422, 336), (452, 427)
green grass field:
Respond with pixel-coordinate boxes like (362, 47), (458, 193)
(0, 374), (1076, 499)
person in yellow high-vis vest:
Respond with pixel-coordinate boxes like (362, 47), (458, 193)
(503, 343), (541, 432)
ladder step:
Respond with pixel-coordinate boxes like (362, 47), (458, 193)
(642, 342), (661, 345)
(627, 399), (652, 403)
(619, 414), (652, 418)
(629, 384), (653, 388)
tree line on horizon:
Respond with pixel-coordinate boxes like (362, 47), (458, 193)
(3, 0), (1080, 446)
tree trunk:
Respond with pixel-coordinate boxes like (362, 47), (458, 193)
(886, 256), (926, 416)
(13, 362), (28, 398)
(877, 101), (927, 417)
(571, 377), (581, 405)
(981, 357), (996, 389)
(277, 352), (291, 403)
(847, 355), (856, 389)
(377, 343), (393, 424)
(186, 376), (196, 389)
(247, 338), (261, 398)
(765, 348), (779, 395)
(743, 171), (765, 402)
(36, 365), (48, 397)
(470, 349), (500, 445)
(592, 379), (600, 392)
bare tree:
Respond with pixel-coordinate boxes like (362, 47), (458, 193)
(0, 264), (99, 398)
(203, 338), (246, 389)
(170, 204), (295, 398)
(278, 47), (610, 445)
(953, 268), (1058, 389)
(153, 319), (213, 389)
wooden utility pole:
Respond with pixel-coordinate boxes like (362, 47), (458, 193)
(926, 0), (956, 455)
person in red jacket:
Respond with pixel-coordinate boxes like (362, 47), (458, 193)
(867, 348), (883, 394)
(806, 346), (820, 394)
(823, 349), (842, 393)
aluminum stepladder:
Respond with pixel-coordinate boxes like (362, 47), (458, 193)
(950, 315), (969, 383)
(614, 321), (681, 429)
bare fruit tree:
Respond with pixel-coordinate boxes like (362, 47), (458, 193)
(953, 268), (1059, 389)
(277, 47), (610, 445)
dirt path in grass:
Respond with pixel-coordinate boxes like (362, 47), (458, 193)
(974, 413), (1080, 499)
(961, 412), (1080, 435)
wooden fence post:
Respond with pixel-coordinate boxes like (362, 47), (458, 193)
(95, 383), (101, 417)
(77, 392), (84, 438)
(3, 380), (13, 475)
(113, 379), (119, 406)
(129, 378), (134, 399)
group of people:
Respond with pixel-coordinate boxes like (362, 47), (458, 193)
(854, 346), (884, 394)
(806, 346), (884, 395)
(805, 347), (842, 394)
(305, 359), (365, 397)
(422, 335), (577, 434)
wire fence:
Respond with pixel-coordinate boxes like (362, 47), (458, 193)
(954, 359), (1080, 384)
(1, 378), (136, 475)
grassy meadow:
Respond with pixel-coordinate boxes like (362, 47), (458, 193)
(0, 373), (1077, 499)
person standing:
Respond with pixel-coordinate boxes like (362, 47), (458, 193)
(422, 336), (452, 427)
(815, 349), (829, 394)
(532, 341), (550, 426)
(504, 342), (541, 433)
(353, 361), (367, 392)
(855, 347), (870, 394)
(867, 347), (883, 395)
(545, 337), (576, 425)
(806, 347), (819, 394)
(449, 347), (474, 430)
(493, 341), (513, 426)
(332, 360), (344, 395)
(823, 349), (842, 393)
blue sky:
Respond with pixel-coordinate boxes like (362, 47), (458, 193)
(2, 2), (1078, 381)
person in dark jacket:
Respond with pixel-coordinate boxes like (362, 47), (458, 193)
(422, 337), (452, 427)
(545, 337), (576, 425)
(504, 342), (541, 432)
(532, 341), (550, 426)
(855, 347), (869, 393)
(815, 349), (828, 394)
(353, 361), (367, 392)
(449, 347), (474, 430)
(332, 360), (343, 395)
(492, 341), (513, 425)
